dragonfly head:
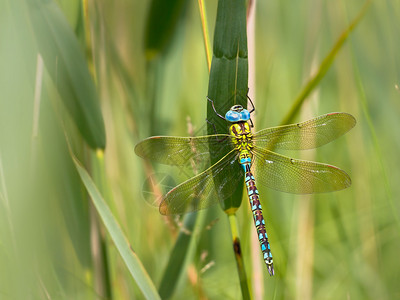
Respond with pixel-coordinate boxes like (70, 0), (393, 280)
(225, 105), (251, 122)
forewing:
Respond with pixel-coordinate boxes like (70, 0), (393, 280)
(253, 146), (351, 194)
(135, 134), (232, 168)
(159, 149), (243, 215)
(253, 112), (356, 150)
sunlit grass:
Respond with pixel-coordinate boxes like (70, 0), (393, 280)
(1, 0), (399, 299)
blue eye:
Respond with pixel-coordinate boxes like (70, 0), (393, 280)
(240, 110), (250, 121)
(225, 111), (240, 122)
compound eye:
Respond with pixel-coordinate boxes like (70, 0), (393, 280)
(225, 109), (240, 122)
(240, 110), (250, 121)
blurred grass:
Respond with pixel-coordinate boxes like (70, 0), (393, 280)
(72, 151), (160, 299)
(1, 0), (400, 299)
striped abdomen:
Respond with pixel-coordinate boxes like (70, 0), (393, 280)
(229, 120), (274, 275)
(244, 164), (274, 276)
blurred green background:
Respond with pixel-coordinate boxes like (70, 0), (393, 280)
(1, 0), (399, 299)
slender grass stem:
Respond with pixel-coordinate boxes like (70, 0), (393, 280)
(246, 1), (264, 298)
(89, 150), (113, 299)
(82, 0), (97, 84)
(354, 63), (400, 234)
(197, 0), (212, 72)
(228, 214), (251, 300)
(280, 0), (372, 125)
(81, 2), (111, 297)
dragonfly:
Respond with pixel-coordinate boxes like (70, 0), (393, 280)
(135, 101), (356, 276)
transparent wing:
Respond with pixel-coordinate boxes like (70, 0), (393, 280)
(160, 149), (243, 215)
(253, 112), (356, 150)
(134, 134), (232, 168)
(252, 146), (351, 194)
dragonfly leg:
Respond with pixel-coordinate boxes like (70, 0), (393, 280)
(249, 117), (254, 128)
(205, 118), (218, 135)
(205, 118), (231, 143)
(246, 93), (256, 114)
(207, 96), (226, 120)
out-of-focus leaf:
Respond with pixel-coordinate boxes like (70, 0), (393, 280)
(280, 0), (372, 125)
(13, 0), (106, 149)
(72, 153), (161, 300)
(158, 213), (198, 299)
(54, 0), (82, 33)
(144, 0), (188, 60)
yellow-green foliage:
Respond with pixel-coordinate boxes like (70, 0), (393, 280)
(0, 0), (399, 299)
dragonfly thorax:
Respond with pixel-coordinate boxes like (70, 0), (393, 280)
(229, 122), (254, 160)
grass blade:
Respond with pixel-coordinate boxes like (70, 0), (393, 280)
(158, 213), (200, 298)
(197, 0), (212, 71)
(207, 0), (248, 213)
(71, 152), (161, 300)
(280, 0), (372, 125)
(19, 0), (106, 149)
(206, 0), (251, 297)
(228, 214), (251, 300)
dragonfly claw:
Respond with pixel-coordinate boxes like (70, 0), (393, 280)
(267, 264), (275, 276)
(265, 259), (274, 276)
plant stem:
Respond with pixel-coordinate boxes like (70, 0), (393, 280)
(280, 0), (372, 126)
(228, 214), (251, 300)
(197, 0), (212, 72)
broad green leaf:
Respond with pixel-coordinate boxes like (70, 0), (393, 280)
(10, 0), (106, 149)
(0, 0), (93, 273)
(206, 0), (250, 298)
(207, 0), (248, 215)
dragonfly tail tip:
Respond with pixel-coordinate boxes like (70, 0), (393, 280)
(266, 263), (275, 276)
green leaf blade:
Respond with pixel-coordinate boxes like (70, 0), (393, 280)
(207, 0), (248, 213)
(25, 0), (106, 149)
(72, 154), (160, 300)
